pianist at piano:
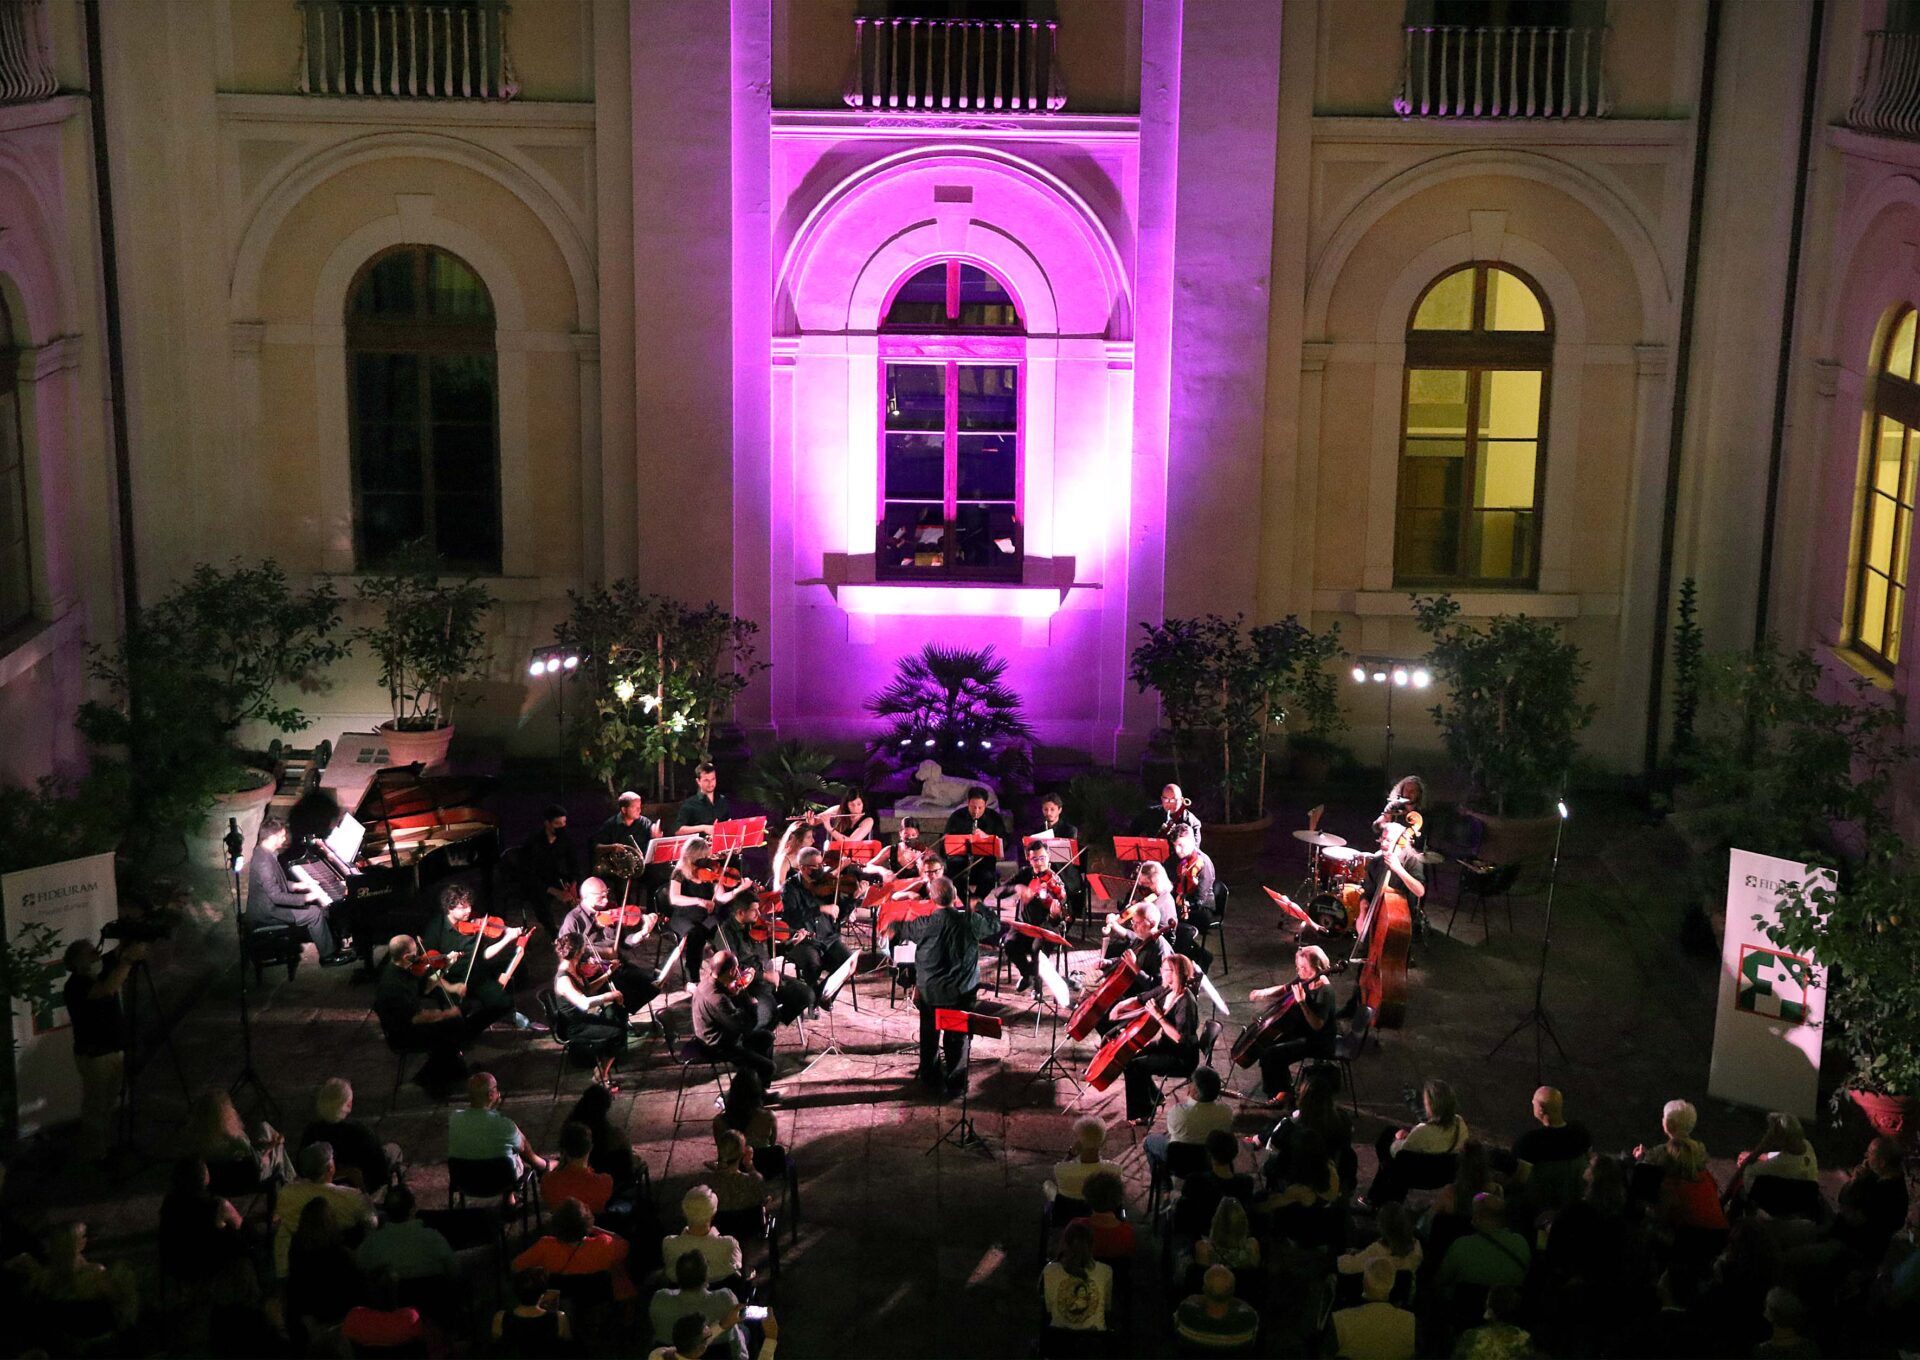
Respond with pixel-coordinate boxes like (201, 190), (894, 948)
(247, 818), (355, 967)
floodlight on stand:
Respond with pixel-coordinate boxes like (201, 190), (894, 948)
(562, 655), (579, 671)
(1412, 668), (1431, 688)
(1557, 800), (1570, 820)
(1371, 669), (1386, 683)
(1392, 667), (1409, 686)
(1351, 665), (1366, 683)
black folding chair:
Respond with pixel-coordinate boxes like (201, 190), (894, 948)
(1333, 1004), (1376, 1114)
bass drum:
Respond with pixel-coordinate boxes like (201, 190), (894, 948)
(1319, 846), (1368, 889)
(1305, 893), (1348, 933)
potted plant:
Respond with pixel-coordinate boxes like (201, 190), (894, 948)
(739, 739), (834, 821)
(864, 644), (1035, 792)
(1411, 594), (1595, 861)
(354, 543), (494, 768)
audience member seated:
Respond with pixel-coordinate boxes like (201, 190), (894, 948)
(449, 1071), (552, 1186)
(1510, 1085), (1591, 1215)
(286, 1196), (362, 1336)
(340, 1267), (428, 1354)
(1726, 1112), (1821, 1218)
(186, 1087), (293, 1187)
(649, 1249), (745, 1360)
(1338, 1201), (1421, 1281)
(1330, 1257), (1415, 1360)
(1193, 1196), (1260, 1273)
(1069, 1171), (1137, 1262)
(1145, 1066), (1233, 1179)
(1753, 1285), (1820, 1360)
(353, 1184), (456, 1285)
(512, 1197), (635, 1301)
(1053, 1117), (1125, 1205)
(651, 1312), (721, 1360)
(1656, 1137), (1729, 1236)
(1367, 1079), (1467, 1205)
(1174, 1132), (1258, 1243)
(16, 1220), (139, 1337)
(302, 1077), (398, 1192)
(1423, 1141), (1492, 1263)
(543, 1121), (615, 1217)
(1833, 1136), (1909, 1262)
(1434, 1193), (1531, 1300)
(567, 1080), (640, 1191)
(274, 1141), (372, 1280)
(1259, 1143), (1344, 1252)
(491, 1267), (575, 1357)
(157, 1158), (249, 1284)
(714, 1072), (787, 1186)
(1260, 1065), (1356, 1197)
(705, 1130), (770, 1215)
(1450, 1283), (1531, 1360)
(663, 1186), (744, 1285)
(1633, 1097), (1706, 1178)
(1173, 1263), (1259, 1352)
(1040, 1221), (1111, 1356)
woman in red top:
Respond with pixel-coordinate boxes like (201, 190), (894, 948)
(510, 1199), (636, 1301)
(1658, 1141), (1729, 1232)
(1067, 1170), (1136, 1261)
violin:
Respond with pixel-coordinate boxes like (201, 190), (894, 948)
(692, 857), (748, 890)
(404, 949), (455, 979)
(592, 904), (654, 929)
(452, 914), (516, 940)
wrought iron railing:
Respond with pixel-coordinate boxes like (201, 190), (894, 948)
(0, 0), (56, 105)
(298, 0), (517, 100)
(1395, 24), (1608, 119)
(843, 16), (1065, 114)
(1849, 29), (1920, 139)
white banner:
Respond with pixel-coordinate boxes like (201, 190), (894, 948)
(3, 853), (118, 1137)
(1708, 849), (1830, 1121)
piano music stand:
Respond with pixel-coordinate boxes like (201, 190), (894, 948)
(926, 1009), (1003, 1156)
(1022, 949), (1084, 1099)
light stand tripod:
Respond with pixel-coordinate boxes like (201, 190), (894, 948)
(225, 819), (280, 1121)
(113, 934), (190, 1159)
(1486, 799), (1571, 1085)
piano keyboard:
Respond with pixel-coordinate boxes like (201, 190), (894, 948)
(291, 856), (348, 903)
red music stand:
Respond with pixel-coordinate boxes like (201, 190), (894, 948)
(1264, 885), (1315, 928)
(1010, 921), (1072, 949)
(826, 837), (883, 864)
(1023, 835), (1083, 867)
(1111, 836), (1169, 864)
(711, 816), (768, 856)
(942, 833), (1002, 907)
(927, 1008), (1003, 1156)
(648, 833), (697, 867)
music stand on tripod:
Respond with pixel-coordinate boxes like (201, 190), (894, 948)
(1023, 947), (1084, 1099)
(798, 949), (864, 1079)
(942, 833), (1002, 906)
(926, 1008), (1003, 1156)
(223, 818), (279, 1121)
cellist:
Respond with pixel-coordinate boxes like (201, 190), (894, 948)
(1247, 945), (1338, 1105)
(1105, 953), (1202, 1126)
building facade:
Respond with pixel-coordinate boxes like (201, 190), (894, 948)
(0, 0), (1909, 800)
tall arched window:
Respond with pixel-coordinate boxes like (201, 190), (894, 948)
(877, 260), (1024, 581)
(347, 245), (501, 571)
(1396, 262), (1551, 587)
(0, 291), (31, 634)
(1852, 307), (1920, 671)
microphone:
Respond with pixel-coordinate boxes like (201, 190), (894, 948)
(223, 817), (245, 872)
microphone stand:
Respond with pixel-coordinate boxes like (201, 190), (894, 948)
(226, 819), (280, 1121)
(1486, 798), (1571, 1085)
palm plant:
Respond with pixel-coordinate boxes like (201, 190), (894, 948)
(865, 644), (1035, 786)
(739, 739), (835, 819)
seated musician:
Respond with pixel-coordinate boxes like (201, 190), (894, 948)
(1027, 791), (1085, 903)
(866, 817), (930, 881)
(248, 818), (354, 967)
(1247, 945), (1337, 1104)
(1103, 863), (1178, 963)
(713, 894), (813, 1026)
(552, 935), (631, 1089)
(375, 935), (483, 1095)
(675, 762), (731, 836)
(1000, 841), (1072, 996)
(1099, 904), (1170, 996)
(1107, 953), (1203, 1127)
(518, 805), (581, 935)
(666, 837), (752, 981)
(942, 786), (1009, 906)
(779, 848), (854, 1006)
(1372, 775), (1427, 854)
(593, 791), (656, 903)
(1130, 783), (1204, 848)
(692, 950), (779, 1096)
(421, 884), (536, 1033)
(1166, 825), (1217, 973)
(812, 790), (876, 847)
(557, 878), (660, 1022)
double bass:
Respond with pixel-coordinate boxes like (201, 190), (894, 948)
(1347, 826), (1413, 1029)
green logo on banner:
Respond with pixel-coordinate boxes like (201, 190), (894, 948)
(1735, 945), (1810, 1026)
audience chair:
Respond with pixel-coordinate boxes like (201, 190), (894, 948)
(447, 1155), (542, 1256)
(349, 1339), (430, 1360)
(1332, 1004), (1377, 1114)
(1446, 859), (1520, 938)
(715, 1202), (782, 1280)
(1148, 1140), (1211, 1226)
(537, 987), (624, 1101)
(671, 1035), (735, 1123)
(206, 1154), (280, 1227)
(1198, 882), (1230, 975)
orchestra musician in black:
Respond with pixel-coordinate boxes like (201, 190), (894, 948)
(1372, 775), (1427, 853)
(779, 847), (855, 1006)
(999, 840), (1072, 995)
(556, 877), (660, 1020)
(420, 883), (535, 1032)
(1361, 818), (1429, 946)
(1246, 944), (1338, 1103)
(1097, 904), (1171, 1007)
(248, 818), (354, 967)
(942, 786), (1009, 906)
(664, 836), (752, 982)
(1166, 824), (1217, 973)
(592, 790), (656, 903)
(1107, 952), (1203, 1126)
(676, 762), (731, 836)
(551, 934), (631, 1089)
(374, 934), (488, 1094)
(1130, 783), (1204, 847)
(714, 893), (813, 1026)
(866, 816), (931, 881)
(692, 949), (779, 1094)
(516, 804), (580, 934)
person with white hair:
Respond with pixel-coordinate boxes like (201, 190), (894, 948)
(1052, 1117), (1124, 1202)
(301, 1077), (399, 1192)
(661, 1185), (743, 1284)
(1633, 1098), (1706, 1171)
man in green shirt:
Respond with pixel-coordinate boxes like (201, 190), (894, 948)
(1436, 1193), (1532, 1298)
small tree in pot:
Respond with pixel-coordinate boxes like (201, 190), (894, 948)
(354, 543), (494, 766)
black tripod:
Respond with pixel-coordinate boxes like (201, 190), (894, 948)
(225, 819), (280, 1121)
(114, 944), (189, 1157)
(1487, 799), (1571, 1084)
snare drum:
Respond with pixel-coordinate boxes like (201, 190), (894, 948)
(1319, 845), (1368, 890)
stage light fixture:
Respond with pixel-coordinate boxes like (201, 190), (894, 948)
(1351, 665), (1366, 683)
(1412, 668), (1431, 688)
(1392, 667), (1409, 686)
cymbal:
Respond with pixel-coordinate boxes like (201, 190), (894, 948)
(1292, 829), (1347, 848)
(1420, 849), (1447, 867)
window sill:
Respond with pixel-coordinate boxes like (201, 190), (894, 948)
(0, 609), (80, 690)
(1319, 589), (1584, 618)
(833, 581), (1073, 619)
(1826, 644), (1897, 693)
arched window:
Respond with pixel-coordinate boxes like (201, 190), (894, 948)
(1852, 307), (1920, 671)
(347, 245), (501, 571)
(0, 290), (31, 634)
(877, 260), (1023, 580)
(1396, 262), (1551, 587)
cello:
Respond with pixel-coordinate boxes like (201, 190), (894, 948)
(1228, 961), (1348, 1068)
(1347, 824), (1413, 1029)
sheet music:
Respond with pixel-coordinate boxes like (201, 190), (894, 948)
(326, 813), (365, 863)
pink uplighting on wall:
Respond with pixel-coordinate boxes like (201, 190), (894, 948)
(834, 583), (1070, 618)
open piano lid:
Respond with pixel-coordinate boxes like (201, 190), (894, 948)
(353, 764), (501, 869)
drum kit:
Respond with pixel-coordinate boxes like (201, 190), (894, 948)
(1289, 824), (1445, 937)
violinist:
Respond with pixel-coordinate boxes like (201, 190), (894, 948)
(693, 949), (779, 1093)
(422, 884), (534, 1033)
(779, 847), (854, 1006)
(1107, 953), (1202, 1126)
(714, 893), (813, 1026)
(867, 817), (930, 881)
(1002, 840), (1072, 995)
(374, 935), (482, 1096)
(1247, 945), (1337, 1104)
(666, 836), (752, 980)
(942, 786), (1009, 906)
(1131, 784), (1204, 848)
(1026, 791), (1084, 903)
(552, 934), (632, 1089)
(1166, 825), (1217, 973)
(557, 878), (660, 1021)
(1103, 862), (1177, 961)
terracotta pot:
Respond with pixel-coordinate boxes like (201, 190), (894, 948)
(1849, 1089), (1920, 1150)
(379, 721), (455, 769)
(212, 768), (276, 815)
(1204, 813), (1275, 850)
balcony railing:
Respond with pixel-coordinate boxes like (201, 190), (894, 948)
(843, 17), (1065, 115)
(1849, 29), (1920, 139)
(298, 0), (518, 100)
(1395, 25), (1608, 119)
(0, 0), (56, 105)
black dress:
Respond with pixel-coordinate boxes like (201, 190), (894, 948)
(1121, 988), (1200, 1122)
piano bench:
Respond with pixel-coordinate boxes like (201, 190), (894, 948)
(244, 922), (303, 983)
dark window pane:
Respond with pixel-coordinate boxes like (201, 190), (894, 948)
(427, 252), (492, 320)
(956, 434), (1017, 501)
(352, 252), (418, 319)
(885, 433), (945, 500)
(357, 423), (423, 495)
(355, 352), (421, 423)
(956, 265), (1021, 330)
(433, 423), (495, 489)
(952, 504), (1019, 567)
(1470, 509), (1534, 582)
(428, 354), (495, 422)
(885, 364), (945, 430)
(956, 365), (1017, 430)
(883, 264), (950, 329)
(361, 493), (427, 564)
(880, 504), (947, 568)
(1397, 507), (1460, 579)
(434, 494), (500, 568)
(1402, 456), (1462, 509)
